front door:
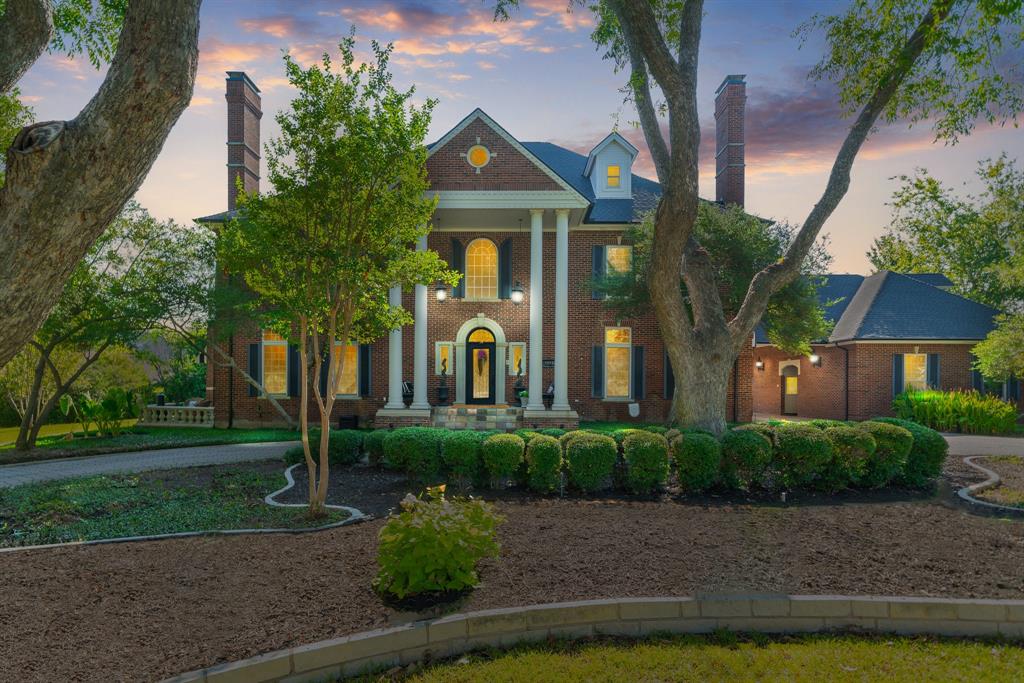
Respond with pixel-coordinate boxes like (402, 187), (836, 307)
(466, 328), (496, 405)
(782, 366), (798, 415)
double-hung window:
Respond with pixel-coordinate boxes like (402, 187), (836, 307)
(261, 331), (288, 396)
(604, 327), (632, 399)
(606, 245), (632, 274)
(606, 164), (621, 188)
(903, 353), (928, 392)
(332, 342), (359, 397)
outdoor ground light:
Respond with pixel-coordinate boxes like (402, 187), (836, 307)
(435, 282), (448, 302)
(510, 281), (525, 304)
(809, 353), (821, 367)
(755, 358), (764, 371)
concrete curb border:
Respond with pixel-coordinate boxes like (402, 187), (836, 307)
(163, 595), (1024, 683)
(0, 464), (369, 554)
(958, 455), (1024, 516)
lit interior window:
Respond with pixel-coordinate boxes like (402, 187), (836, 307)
(607, 164), (621, 188)
(903, 353), (927, 392)
(605, 327), (631, 399)
(509, 344), (525, 376)
(465, 238), (498, 299)
(468, 328), (495, 343)
(606, 245), (632, 273)
(438, 344), (452, 375)
(261, 331), (287, 396)
(333, 342), (359, 396)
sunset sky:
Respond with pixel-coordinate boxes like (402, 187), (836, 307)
(16, 0), (1023, 273)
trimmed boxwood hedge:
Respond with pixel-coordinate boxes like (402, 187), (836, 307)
(857, 421), (913, 488)
(672, 433), (722, 492)
(283, 429), (363, 466)
(364, 429), (388, 466)
(820, 426), (876, 491)
(481, 434), (525, 486)
(442, 430), (485, 487)
(565, 433), (618, 492)
(525, 434), (562, 493)
(872, 417), (948, 487)
(719, 428), (772, 490)
(622, 431), (670, 494)
(383, 427), (445, 482)
(733, 422), (775, 446)
(773, 423), (833, 489)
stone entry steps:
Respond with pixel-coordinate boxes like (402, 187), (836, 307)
(432, 405), (523, 431)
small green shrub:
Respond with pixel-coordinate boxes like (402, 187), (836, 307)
(514, 429), (540, 444)
(283, 429), (364, 467)
(565, 433), (618, 492)
(525, 435), (562, 493)
(383, 427), (445, 482)
(664, 428), (681, 443)
(282, 445), (305, 466)
(374, 488), (503, 600)
(773, 423), (833, 489)
(622, 431), (670, 493)
(873, 417), (948, 487)
(559, 429), (595, 452)
(537, 427), (567, 438)
(733, 422), (775, 446)
(641, 425), (669, 435)
(719, 429), (772, 490)
(857, 421), (913, 487)
(481, 434), (525, 486)
(364, 429), (388, 466)
(820, 426), (876, 491)
(611, 428), (641, 445)
(893, 389), (1017, 434)
(442, 431), (484, 487)
(673, 433), (722, 492)
(808, 419), (848, 430)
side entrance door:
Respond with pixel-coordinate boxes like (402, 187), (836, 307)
(781, 365), (798, 415)
(466, 328), (496, 405)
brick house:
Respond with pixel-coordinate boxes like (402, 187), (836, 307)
(198, 71), (753, 429)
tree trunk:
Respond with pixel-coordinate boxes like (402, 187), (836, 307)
(0, 0), (52, 93)
(14, 344), (50, 450)
(0, 0), (201, 370)
(666, 339), (734, 436)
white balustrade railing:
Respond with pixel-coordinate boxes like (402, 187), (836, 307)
(139, 405), (214, 428)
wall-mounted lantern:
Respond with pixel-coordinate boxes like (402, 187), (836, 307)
(435, 282), (448, 302)
(755, 358), (764, 371)
(809, 353), (822, 367)
(510, 281), (525, 304)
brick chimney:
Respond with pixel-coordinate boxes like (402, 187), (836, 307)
(225, 71), (261, 211)
(714, 74), (745, 207)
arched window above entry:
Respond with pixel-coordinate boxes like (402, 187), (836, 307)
(468, 328), (495, 343)
(465, 238), (498, 299)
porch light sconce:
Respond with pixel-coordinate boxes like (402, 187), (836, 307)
(435, 282), (448, 302)
(755, 358), (764, 371)
(510, 281), (525, 304)
(809, 353), (822, 367)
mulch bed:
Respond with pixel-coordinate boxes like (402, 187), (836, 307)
(3, 454), (1024, 682)
(975, 456), (1024, 508)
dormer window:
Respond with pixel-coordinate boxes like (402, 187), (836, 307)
(607, 165), (621, 188)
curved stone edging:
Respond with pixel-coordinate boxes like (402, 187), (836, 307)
(162, 595), (1024, 683)
(958, 455), (1024, 516)
(0, 464), (369, 554)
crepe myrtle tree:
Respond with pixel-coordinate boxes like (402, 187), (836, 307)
(220, 37), (458, 517)
(497, 0), (1024, 434)
(0, 0), (200, 370)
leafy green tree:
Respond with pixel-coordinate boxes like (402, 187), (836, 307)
(0, 88), (33, 186)
(496, 0), (1023, 433)
(220, 37), (458, 516)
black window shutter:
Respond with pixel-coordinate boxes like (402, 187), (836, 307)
(926, 353), (940, 389)
(319, 351), (329, 397)
(892, 353), (904, 396)
(248, 343), (261, 397)
(287, 345), (300, 397)
(971, 369), (984, 392)
(631, 346), (645, 400)
(591, 245), (606, 299)
(591, 345), (604, 397)
(359, 344), (372, 397)
(451, 238), (465, 298)
(664, 350), (675, 399)
(1008, 376), (1020, 402)
(498, 239), (513, 299)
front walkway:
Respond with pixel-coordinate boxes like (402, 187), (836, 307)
(944, 434), (1024, 456)
(0, 441), (298, 488)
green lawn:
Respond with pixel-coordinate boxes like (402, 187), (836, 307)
(0, 419), (138, 447)
(363, 633), (1024, 682)
(0, 465), (345, 547)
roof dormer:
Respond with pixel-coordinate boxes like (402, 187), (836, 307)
(584, 132), (638, 199)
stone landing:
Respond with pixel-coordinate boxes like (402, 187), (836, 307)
(432, 405), (523, 431)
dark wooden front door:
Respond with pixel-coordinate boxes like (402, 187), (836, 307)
(466, 328), (496, 405)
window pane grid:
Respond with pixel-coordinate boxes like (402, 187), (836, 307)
(607, 165), (621, 188)
(904, 353), (927, 392)
(605, 327), (631, 399)
(466, 239), (498, 299)
(263, 345), (287, 395)
(333, 343), (359, 397)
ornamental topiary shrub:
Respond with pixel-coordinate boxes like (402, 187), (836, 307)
(672, 433), (722, 492)
(857, 421), (913, 487)
(525, 434), (562, 493)
(873, 417), (948, 487)
(773, 423), (833, 489)
(719, 429), (773, 490)
(481, 433), (525, 487)
(820, 426), (876, 491)
(383, 427), (445, 482)
(622, 431), (670, 494)
(565, 433), (618, 492)
(442, 430), (484, 488)
(283, 429), (364, 467)
(364, 429), (388, 466)
(374, 487), (503, 600)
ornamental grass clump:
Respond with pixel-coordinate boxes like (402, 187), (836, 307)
(565, 433), (618, 492)
(893, 390), (1017, 434)
(622, 431), (670, 494)
(525, 434), (562, 493)
(773, 423), (833, 489)
(873, 417), (948, 487)
(442, 430), (484, 489)
(481, 433), (525, 487)
(857, 421), (913, 488)
(820, 426), (876, 491)
(672, 432), (722, 492)
(719, 428), (772, 490)
(374, 487), (503, 601)
(383, 427), (444, 482)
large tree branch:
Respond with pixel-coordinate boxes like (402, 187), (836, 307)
(625, 42), (670, 184)
(729, 1), (949, 345)
(0, 0), (200, 370)
(0, 0), (52, 92)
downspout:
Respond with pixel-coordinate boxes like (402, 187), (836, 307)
(732, 358), (739, 423)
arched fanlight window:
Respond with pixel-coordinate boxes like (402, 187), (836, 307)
(465, 238), (498, 299)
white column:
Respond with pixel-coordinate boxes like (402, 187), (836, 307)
(411, 234), (430, 410)
(526, 209), (545, 412)
(383, 285), (405, 410)
(553, 208), (571, 411)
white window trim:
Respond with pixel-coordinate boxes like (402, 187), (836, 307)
(464, 237), (499, 301)
(435, 341), (455, 376)
(604, 326), (632, 401)
(508, 342), (526, 377)
(261, 331), (288, 398)
(332, 341), (360, 398)
(903, 352), (928, 393)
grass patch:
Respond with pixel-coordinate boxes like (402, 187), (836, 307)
(0, 464), (346, 547)
(356, 632), (1024, 682)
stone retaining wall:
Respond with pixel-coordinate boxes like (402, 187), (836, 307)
(165, 595), (1024, 683)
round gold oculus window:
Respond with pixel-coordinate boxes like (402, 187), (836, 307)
(467, 144), (490, 169)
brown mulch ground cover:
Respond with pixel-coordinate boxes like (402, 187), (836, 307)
(2, 455), (1023, 682)
(975, 456), (1024, 508)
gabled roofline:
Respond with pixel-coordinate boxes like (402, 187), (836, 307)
(583, 132), (639, 177)
(427, 108), (589, 203)
(827, 271), (887, 342)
